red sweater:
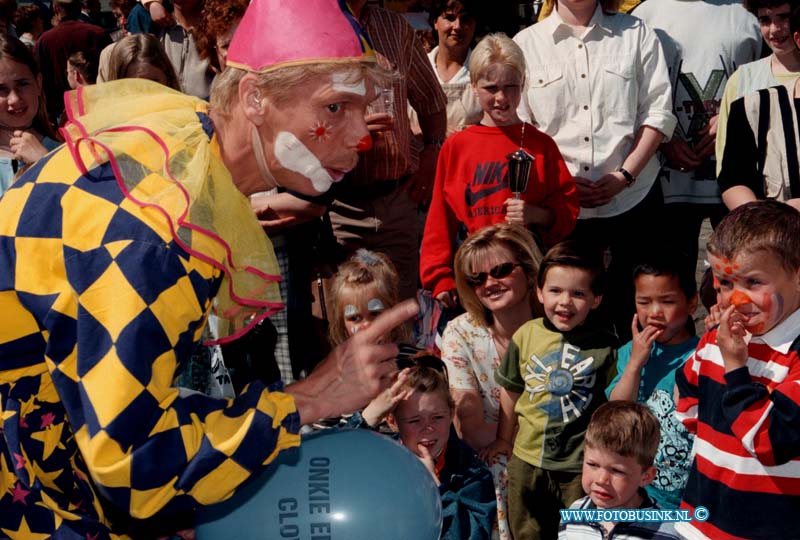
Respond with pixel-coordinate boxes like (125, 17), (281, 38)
(420, 123), (577, 297)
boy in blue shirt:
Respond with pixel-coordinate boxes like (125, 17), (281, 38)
(607, 255), (698, 508)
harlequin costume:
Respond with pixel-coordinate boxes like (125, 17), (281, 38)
(0, 0), (376, 537)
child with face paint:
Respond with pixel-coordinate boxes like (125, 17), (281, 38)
(328, 249), (411, 347)
(675, 200), (800, 540)
(348, 357), (497, 540)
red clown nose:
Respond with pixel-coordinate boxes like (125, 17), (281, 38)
(357, 135), (373, 152)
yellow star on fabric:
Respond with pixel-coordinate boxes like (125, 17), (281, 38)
(30, 460), (63, 490)
(30, 422), (66, 460)
(0, 516), (51, 540)
(19, 394), (41, 417)
(0, 453), (15, 485)
(37, 490), (81, 528)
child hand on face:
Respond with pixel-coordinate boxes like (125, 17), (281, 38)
(629, 313), (661, 370)
(361, 370), (412, 427)
(716, 292), (751, 372)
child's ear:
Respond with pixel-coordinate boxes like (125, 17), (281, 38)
(688, 292), (699, 315)
(386, 413), (398, 433)
(591, 294), (603, 310)
(640, 465), (657, 488)
(536, 286), (544, 305)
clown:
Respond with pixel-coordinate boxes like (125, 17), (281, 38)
(0, 0), (416, 538)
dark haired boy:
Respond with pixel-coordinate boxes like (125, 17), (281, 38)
(676, 200), (800, 539)
(486, 240), (618, 540)
(607, 254), (699, 509)
(559, 402), (681, 540)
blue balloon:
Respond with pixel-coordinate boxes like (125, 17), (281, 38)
(195, 428), (442, 540)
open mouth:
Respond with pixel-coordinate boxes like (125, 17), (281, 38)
(325, 168), (348, 182)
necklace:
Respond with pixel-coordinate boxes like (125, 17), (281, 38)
(490, 329), (511, 358)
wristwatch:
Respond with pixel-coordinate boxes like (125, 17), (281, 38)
(424, 138), (444, 150)
(618, 166), (636, 188)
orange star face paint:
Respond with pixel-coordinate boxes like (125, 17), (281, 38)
(709, 250), (800, 335)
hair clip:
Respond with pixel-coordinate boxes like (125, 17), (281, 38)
(352, 248), (382, 266)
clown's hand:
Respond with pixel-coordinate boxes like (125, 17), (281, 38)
(285, 299), (419, 424)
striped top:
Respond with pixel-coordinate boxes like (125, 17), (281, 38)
(674, 307), (800, 539)
(558, 493), (682, 540)
(346, 5), (447, 184)
(718, 85), (800, 202)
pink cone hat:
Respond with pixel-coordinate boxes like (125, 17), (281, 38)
(226, 0), (376, 73)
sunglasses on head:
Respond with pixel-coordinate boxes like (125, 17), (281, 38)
(465, 262), (520, 287)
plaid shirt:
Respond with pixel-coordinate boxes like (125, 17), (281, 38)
(347, 5), (447, 185)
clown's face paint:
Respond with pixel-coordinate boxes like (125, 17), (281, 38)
(309, 121), (333, 142)
(275, 131), (336, 193)
(257, 71), (374, 196)
(339, 284), (389, 336)
(332, 71), (366, 96)
(709, 250), (800, 335)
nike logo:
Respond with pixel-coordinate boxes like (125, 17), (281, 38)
(465, 183), (508, 206)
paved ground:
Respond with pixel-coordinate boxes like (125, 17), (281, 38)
(693, 219), (713, 334)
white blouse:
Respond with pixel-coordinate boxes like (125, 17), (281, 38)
(515, 4), (677, 218)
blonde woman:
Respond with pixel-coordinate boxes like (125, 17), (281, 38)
(441, 223), (543, 540)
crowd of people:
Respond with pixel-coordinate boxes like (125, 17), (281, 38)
(1, 0), (800, 539)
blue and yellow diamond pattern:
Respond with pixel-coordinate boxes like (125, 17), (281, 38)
(0, 118), (300, 538)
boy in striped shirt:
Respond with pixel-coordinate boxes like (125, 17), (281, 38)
(676, 200), (800, 539)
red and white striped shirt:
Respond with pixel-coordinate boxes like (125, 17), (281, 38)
(675, 307), (800, 539)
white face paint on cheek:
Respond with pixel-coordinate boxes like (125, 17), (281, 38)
(331, 71), (366, 96)
(274, 131), (334, 193)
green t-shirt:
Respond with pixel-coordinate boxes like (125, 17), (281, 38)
(495, 317), (617, 472)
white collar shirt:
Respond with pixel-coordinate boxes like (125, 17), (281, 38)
(750, 305), (800, 355)
(514, 4), (676, 218)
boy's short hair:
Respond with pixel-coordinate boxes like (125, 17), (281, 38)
(744, 0), (795, 16)
(707, 200), (800, 273)
(68, 51), (98, 85)
(468, 32), (525, 85)
(633, 252), (697, 300)
(585, 401), (660, 469)
(399, 356), (455, 412)
(537, 239), (606, 295)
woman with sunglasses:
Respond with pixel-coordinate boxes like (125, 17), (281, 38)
(440, 223), (543, 540)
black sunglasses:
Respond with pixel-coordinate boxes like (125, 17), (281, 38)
(465, 262), (520, 287)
